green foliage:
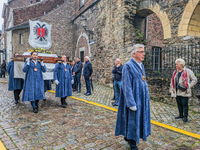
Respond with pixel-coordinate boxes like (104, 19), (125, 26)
(195, 73), (199, 78)
(135, 30), (147, 45)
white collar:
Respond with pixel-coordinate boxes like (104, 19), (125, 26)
(134, 59), (143, 69)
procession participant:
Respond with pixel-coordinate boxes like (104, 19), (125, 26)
(115, 44), (151, 150)
(22, 52), (46, 113)
(54, 55), (73, 108)
(43, 80), (52, 101)
(73, 57), (82, 93)
(7, 53), (24, 104)
(83, 56), (93, 96)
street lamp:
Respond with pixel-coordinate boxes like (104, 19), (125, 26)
(80, 15), (95, 44)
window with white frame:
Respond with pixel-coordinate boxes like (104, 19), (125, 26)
(80, 0), (85, 7)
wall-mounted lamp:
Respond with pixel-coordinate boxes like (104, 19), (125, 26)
(80, 15), (95, 45)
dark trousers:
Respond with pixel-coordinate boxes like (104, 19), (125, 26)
(84, 75), (91, 94)
(128, 139), (138, 150)
(75, 73), (81, 92)
(73, 76), (77, 90)
(61, 97), (67, 104)
(176, 96), (188, 118)
(14, 89), (22, 101)
(31, 100), (39, 109)
(1, 72), (5, 78)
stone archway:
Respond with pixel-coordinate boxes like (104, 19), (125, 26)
(178, 0), (200, 37)
(75, 32), (91, 59)
(137, 0), (171, 39)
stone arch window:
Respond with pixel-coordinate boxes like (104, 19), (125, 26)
(178, 0), (200, 37)
(137, 0), (171, 39)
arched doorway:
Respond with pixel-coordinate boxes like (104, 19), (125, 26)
(75, 32), (90, 63)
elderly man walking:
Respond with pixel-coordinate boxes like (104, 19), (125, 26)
(112, 58), (123, 106)
(115, 44), (151, 150)
(83, 56), (93, 96)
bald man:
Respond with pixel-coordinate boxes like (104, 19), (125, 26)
(112, 58), (123, 106)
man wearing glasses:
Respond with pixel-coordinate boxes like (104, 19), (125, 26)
(115, 44), (151, 150)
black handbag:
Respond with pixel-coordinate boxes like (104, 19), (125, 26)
(177, 84), (187, 91)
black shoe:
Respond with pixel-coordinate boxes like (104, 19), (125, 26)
(43, 99), (46, 101)
(73, 90), (77, 92)
(84, 92), (87, 95)
(61, 104), (66, 108)
(175, 116), (183, 119)
(111, 98), (115, 100)
(183, 117), (188, 123)
(77, 91), (81, 93)
(15, 100), (18, 104)
(124, 137), (128, 142)
(33, 108), (38, 113)
(85, 93), (91, 96)
(112, 102), (118, 106)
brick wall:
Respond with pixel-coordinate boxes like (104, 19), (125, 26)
(13, 0), (64, 26)
(11, 0), (75, 57)
(146, 13), (164, 50)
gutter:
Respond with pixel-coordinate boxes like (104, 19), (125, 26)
(72, 0), (100, 23)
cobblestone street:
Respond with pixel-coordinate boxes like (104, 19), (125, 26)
(0, 78), (199, 149)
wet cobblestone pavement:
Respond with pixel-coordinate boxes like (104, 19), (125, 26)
(0, 78), (199, 149)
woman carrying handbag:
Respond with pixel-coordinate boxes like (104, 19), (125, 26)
(169, 58), (197, 122)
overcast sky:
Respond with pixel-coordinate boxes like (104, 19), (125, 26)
(0, 0), (7, 30)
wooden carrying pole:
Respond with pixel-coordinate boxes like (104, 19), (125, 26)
(12, 55), (63, 63)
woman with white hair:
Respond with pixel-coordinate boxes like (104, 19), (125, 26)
(169, 58), (197, 122)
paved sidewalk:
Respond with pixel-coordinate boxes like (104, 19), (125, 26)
(0, 77), (200, 149)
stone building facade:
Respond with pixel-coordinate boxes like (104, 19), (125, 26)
(3, 0), (200, 84)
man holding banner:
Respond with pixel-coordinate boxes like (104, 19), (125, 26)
(22, 52), (46, 113)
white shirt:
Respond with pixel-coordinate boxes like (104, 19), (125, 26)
(32, 60), (37, 65)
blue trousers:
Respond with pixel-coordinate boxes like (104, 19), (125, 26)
(84, 75), (91, 94)
(114, 81), (121, 104)
(75, 73), (81, 92)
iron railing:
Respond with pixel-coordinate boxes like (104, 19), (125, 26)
(144, 43), (200, 78)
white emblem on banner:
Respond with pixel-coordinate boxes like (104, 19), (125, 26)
(29, 20), (52, 49)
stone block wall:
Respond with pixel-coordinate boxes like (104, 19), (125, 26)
(13, 0), (64, 26)
(147, 77), (200, 112)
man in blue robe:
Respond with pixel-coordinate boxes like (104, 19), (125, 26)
(22, 52), (46, 113)
(115, 44), (151, 150)
(73, 57), (82, 93)
(43, 80), (52, 101)
(54, 55), (73, 108)
(7, 53), (24, 104)
(83, 56), (93, 96)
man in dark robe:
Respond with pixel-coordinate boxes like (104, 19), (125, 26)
(54, 55), (73, 108)
(22, 52), (46, 113)
(115, 44), (151, 150)
(7, 53), (24, 104)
